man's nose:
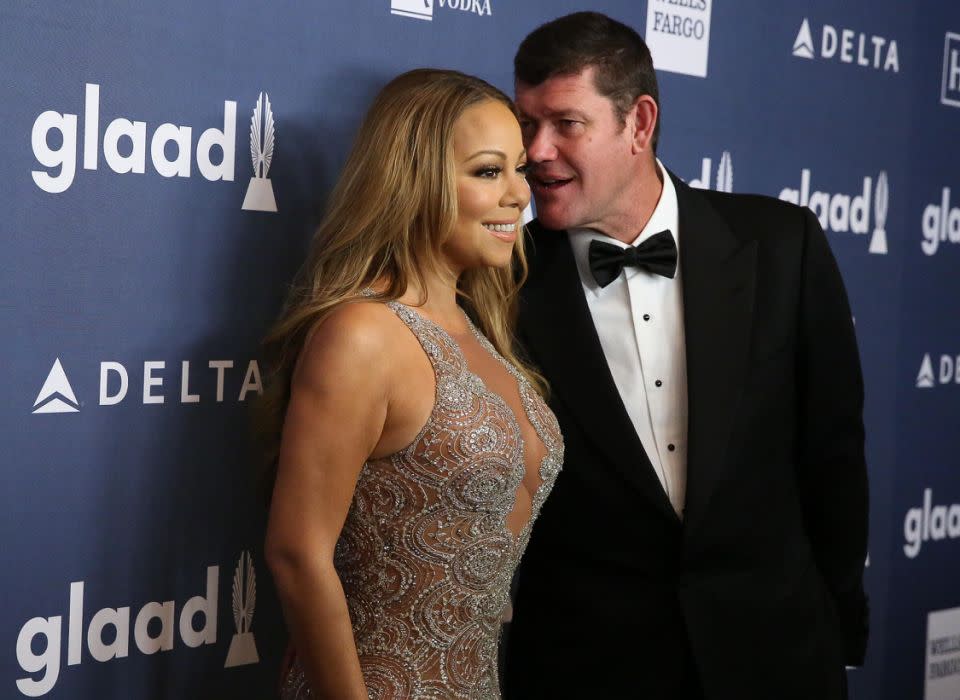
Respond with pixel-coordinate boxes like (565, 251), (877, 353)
(524, 126), (557, 163)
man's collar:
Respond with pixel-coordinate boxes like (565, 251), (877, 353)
(567, 158), (680, 294)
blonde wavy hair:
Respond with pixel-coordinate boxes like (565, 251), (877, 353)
(255, 68), (546, 494)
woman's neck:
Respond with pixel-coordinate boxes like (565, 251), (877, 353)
(393, 267), (468, 334)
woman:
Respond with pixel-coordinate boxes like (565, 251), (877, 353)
(260, 69), (563, 699)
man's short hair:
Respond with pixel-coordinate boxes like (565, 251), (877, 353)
(514, 11), (661, 151)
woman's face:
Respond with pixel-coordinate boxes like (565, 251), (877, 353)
(443, 99), (530, 274)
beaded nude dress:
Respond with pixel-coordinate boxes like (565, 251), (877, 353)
(280, 299), (563, 700)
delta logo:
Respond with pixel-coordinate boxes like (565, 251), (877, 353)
(31, 357), (262, 414)
(779, 168), (890, 254)
(916, 353), (960, 389)
(15, 551), (259, 697)
(792, 18), (900, 73)
(390, 0), (492, 21)
(30, 84), (277, 212)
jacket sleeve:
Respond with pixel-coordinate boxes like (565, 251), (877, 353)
(795, 206), (870, 666)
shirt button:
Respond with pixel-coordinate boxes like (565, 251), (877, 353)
(655, 379), (663, 387)
(643, 314), (651, 321)
(668, 444), (676, 452)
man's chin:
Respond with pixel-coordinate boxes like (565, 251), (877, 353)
(535, 209), (576, 231)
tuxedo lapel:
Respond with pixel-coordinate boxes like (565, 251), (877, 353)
(673, 174), (758, 534)
(521, 225), (679, 523)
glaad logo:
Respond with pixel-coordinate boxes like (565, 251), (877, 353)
(242, 93), (277, 212)
(31, 83), (277, 212)
(390, 0), (491, 21)
(645, 0), (712, 78)
(224, 551), (259, 667)
(16, 566), (220, 697)
(689, 151), (733, 193)
(921, 188), (960, 256)
(904, 489), (960, 559)
(942, 32), (960, 108)
(916, 353), (960, 388)
(31, 359), (79, 414)
(779, 169), (889, 254)
(792, 18), (899, 73)
(32, 84), (234, 194)
(31, 358), (263, 413)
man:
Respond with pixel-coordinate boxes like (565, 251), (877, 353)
(503, 12), (869, 700)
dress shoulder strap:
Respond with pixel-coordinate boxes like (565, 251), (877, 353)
(381, 299), (467, 378)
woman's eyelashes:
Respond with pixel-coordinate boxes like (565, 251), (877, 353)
(472, 164), (529, 179)
(473, 165), (502, 178)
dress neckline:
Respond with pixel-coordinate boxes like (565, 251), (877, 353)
(372, 293), (558, 546)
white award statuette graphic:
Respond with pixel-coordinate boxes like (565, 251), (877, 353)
(870, 171), (889, 254)
(793, 19), (815, 59)
(225, 550), (259, 667)
(917, 354), (935, 389)
(32, 358), (80, 413)
(242, 92), (277, 212)
(715, 151), (733, 193)
(391, 0), (433, 21)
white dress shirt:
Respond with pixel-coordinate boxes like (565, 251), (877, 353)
(567, 160), (688, 517)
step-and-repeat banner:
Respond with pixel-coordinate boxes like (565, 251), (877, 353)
(2, 1), (959, 698)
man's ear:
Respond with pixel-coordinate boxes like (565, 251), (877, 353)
(629, 95), (658, 155)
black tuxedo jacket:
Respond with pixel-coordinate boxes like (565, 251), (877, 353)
(503, 174), (869, 700)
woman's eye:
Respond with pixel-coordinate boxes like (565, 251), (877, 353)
(475, 166), (502, 178)
(516, 164), (529, 178)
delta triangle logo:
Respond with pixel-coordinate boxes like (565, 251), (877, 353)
(224, 550), (259, 667)
(917, 354), (935, 389)
(32, 358), (80, 413)
(793, 19), (815, 59)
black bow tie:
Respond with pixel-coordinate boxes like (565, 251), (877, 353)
(588, 230), (677, 288)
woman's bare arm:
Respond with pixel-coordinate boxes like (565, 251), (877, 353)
(265, 304), (394, 700)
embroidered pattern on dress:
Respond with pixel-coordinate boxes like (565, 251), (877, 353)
(281, 299), (563, 700)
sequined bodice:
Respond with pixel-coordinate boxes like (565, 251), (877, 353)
(282, 300), (563, 700)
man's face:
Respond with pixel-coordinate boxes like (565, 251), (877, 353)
(515, 67), (636, 233)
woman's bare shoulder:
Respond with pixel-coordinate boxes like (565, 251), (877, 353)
(293, 300), (411, 392)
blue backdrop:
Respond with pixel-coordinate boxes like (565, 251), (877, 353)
(2, 1), (959, 698)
